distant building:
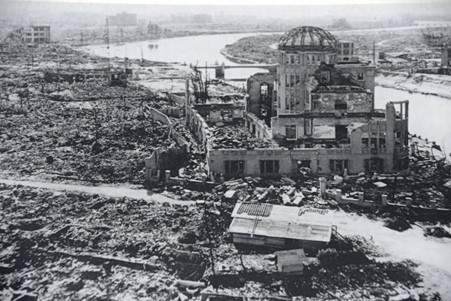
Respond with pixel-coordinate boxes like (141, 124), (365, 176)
(108, 12), (137, 26)
(23, 26), (51, 44)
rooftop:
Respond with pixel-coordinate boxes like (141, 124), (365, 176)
(228, 217), (332, 243)
(231, 203), (335, 226)
(278, 26), (337, 52)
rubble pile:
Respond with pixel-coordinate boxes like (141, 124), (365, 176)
(0, 96), (178, 183)
(0, 183), (206, 300)
(0, 38), (197, 184)
(201, 236), (428, 300)
(0, 180), (444, 300)
(209, 122), (278, 150)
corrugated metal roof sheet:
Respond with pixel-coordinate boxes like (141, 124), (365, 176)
(237, 203), (273, 217)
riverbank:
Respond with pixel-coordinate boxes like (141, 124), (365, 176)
(221, 34), (279, 64)
(66, 28), (282, 47)
(376, 71), (451, 100)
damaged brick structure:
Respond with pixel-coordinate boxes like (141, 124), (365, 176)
(183, 26), (410, 180)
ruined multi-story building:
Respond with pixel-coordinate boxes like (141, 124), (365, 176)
(148, 26), (410, 182)
(22, 26), (51, 44)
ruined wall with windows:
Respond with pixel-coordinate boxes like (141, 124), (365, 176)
(207, 99), (408, 179)
(335, 64), (376, 96)
(23, 26), (51, 44)
(246, 72), (275, 123)
(244, 112), (272, 139)
(192, 102), (245, 123)
(276, 51), (337, 114)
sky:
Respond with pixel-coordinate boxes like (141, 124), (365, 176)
(20, 0), (451, 5)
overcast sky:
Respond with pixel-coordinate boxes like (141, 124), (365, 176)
(21, 0), (450, 5)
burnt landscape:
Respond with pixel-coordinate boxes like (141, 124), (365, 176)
(1, 1), (451, 300)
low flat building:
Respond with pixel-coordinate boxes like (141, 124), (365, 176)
(228, 203), (333, 251)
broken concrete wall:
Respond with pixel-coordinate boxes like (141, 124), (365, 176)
(335, 64), (376, 94)
(169, 93), (186, 106)
(207, 146), (380, 177)
(246, 72), (275, 117)
(311, 116), (378, 140)
(145, 106), (189, 150)
(193, 103), (245, 123)
(161, 107), (184, 118)
(145, 149), (159, 183)
(145, 146), (188, 183)
(311, 91), (372, 113)
(146, 105), (171, 125)
(271, 115), (380, 140)
(186, 106), (209, 146)
(207, 119), (405, 177)
(271, 115), (305, 139)
(208, 148), (293, 177)
(244, 112), (272, 139)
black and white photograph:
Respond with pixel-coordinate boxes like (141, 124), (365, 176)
(1, 0), (451, 300)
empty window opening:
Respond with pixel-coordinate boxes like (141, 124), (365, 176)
(260, 160), (280, 175)
(286, 125), (296, 139)
(225, 160), (245, 177)
(365, 158), (384, 173)
(297, 160), (311, 169)
(304, 118), (313, 136)
(329, 160), (349, 173)
(334, 99), (347, 110)
(335, 125), (348, 141)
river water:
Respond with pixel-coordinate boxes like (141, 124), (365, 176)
(82, 32), (274, 80)
(83, 33), (451, 157)
(375, 87), (451, 158)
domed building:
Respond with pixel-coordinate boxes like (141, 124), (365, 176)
(271, 26), (381, 145)
(276, 26), (340, 115)
(177, 25), (410, 182)
(278, 26), (338, 51)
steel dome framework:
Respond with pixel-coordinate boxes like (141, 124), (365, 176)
(278, 26), (338, 51)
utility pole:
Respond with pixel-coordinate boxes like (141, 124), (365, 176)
(373, 40), (376, 66)
(106, 18), (110, 72)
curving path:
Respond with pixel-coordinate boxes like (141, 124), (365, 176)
(0, 178), (195, 206)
